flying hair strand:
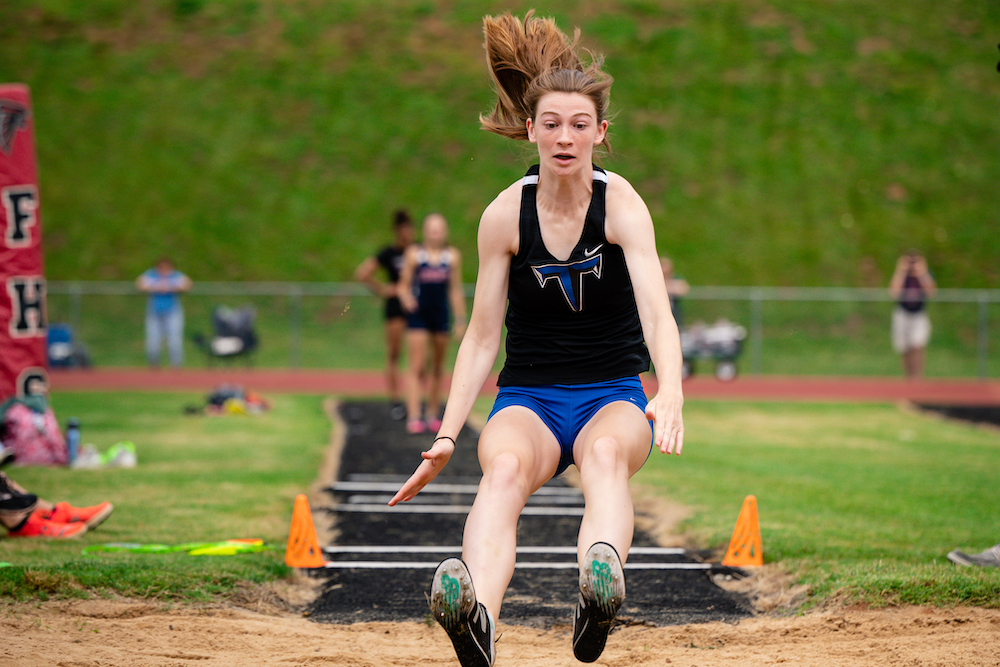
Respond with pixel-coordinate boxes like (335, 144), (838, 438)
(480, 11), (613, 152)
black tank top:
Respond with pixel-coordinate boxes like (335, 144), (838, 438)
(412, 247), (453, 317)
(898, 273), (926, 313)
(497, 165), (651, 386)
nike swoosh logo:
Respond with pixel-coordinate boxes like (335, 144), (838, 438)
(583, 244), (603, 257)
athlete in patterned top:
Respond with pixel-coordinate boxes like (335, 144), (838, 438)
(354, 210), (416, 419)
(398, 213), (467, 434)
(390, 12), (684, 666)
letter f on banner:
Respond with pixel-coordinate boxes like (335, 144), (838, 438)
(2, 186), (39, 248)
(531, 254), (603, 312)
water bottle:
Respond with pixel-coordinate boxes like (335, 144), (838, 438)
(66, 418), (81, 464)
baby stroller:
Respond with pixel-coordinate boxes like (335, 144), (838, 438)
(193, 306), (258, 365)
(680, 318), (747, 381)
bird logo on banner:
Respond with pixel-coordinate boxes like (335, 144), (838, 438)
(0, 99), (30, 155)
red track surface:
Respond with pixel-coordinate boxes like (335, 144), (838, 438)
(48, 368), (1000, 405)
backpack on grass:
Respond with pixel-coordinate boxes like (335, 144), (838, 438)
(0, 397), (68, 467)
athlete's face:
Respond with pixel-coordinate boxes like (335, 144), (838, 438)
(396, 223), (415, 247)
(422, 214), (448, 248)
(527, 92), (607, 173)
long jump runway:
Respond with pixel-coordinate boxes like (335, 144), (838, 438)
(306, 401), (753, 627)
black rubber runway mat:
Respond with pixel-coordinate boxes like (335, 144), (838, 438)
(306, 400), (753, 627)
(918, 404), (1000, 427)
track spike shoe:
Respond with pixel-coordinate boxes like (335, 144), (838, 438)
(429, 558), (496, 667)
(573, 541), (625, 663)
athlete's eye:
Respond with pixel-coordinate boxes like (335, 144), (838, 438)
(545, 122), (557, 129)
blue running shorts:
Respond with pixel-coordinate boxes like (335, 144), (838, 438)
(488, 376), (652, 478)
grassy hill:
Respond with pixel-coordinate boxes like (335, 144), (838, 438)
(1, 0), (997, 287)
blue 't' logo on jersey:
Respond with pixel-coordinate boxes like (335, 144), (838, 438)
(531, 253), (603, 312)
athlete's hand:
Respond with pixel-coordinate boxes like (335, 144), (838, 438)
(399, 291), (417, 313)
(645, 390), (684, 455)
(388, 437), (455, 505)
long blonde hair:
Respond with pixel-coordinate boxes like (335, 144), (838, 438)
(480, 11), (613, 152)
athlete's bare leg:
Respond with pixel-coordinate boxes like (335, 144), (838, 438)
(573, 401), (652, 567)
(426, 332), (450, 424)
(903, 347), (925, 379)
(462, 408), (561, 622)
(384, 317), (406, 403)
(404, 329), (429, 423)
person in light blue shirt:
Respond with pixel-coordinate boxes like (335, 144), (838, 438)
(136, 258), (192, 368)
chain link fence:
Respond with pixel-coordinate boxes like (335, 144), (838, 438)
(45, 282), (998, 379)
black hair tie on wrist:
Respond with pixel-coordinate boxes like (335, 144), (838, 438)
(434, 436), (457, 447)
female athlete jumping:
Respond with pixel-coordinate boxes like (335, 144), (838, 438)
(390, 12), (684, 666)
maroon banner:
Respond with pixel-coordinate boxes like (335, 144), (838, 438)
(0, 83), (48, 401)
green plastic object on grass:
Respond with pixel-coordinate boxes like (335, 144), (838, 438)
(101, 441), (137, 468)
(83, 539), (266, 556)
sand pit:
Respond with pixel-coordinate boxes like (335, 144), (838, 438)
(2, 597), (999, 667)
(6, 397), (997, 666)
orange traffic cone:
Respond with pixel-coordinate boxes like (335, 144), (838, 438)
(285, 494), (326, 568)
(722, 495), (763, 567)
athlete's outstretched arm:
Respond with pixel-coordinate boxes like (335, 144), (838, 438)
(605, 173), (684, 455)
(389, 186), (519, 505)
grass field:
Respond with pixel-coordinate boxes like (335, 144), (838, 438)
(1, 1), (997, 289)
(633, 400), (1000, 607)
(0, 391), (330, 601)
(3, 391), (998, 610)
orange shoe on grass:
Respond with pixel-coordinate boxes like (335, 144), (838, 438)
(7, 512), (88, 539)
(42, 501), (114, 529)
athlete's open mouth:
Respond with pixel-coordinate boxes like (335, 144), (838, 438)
(554, 154), (574, 161)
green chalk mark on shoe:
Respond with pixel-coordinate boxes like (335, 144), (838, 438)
(440, 573), (461, 624)
(592, 559), (613, 602)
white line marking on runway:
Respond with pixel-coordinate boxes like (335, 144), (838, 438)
(333, 504), (584, 516)
(331, 481), (581, 496)
(344, 494), (584, 506)
(322, 561), (713, 570)
(323, 545), (688, 556)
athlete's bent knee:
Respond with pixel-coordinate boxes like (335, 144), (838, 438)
(482, 452), (528, 496)
(582, 435), (629, 471)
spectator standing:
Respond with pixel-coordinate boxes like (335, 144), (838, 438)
(137, 258), (192, 368)
(660, 256), (690, 327)
(354, 210), (417, 419)
(888, 250), (936, 378)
